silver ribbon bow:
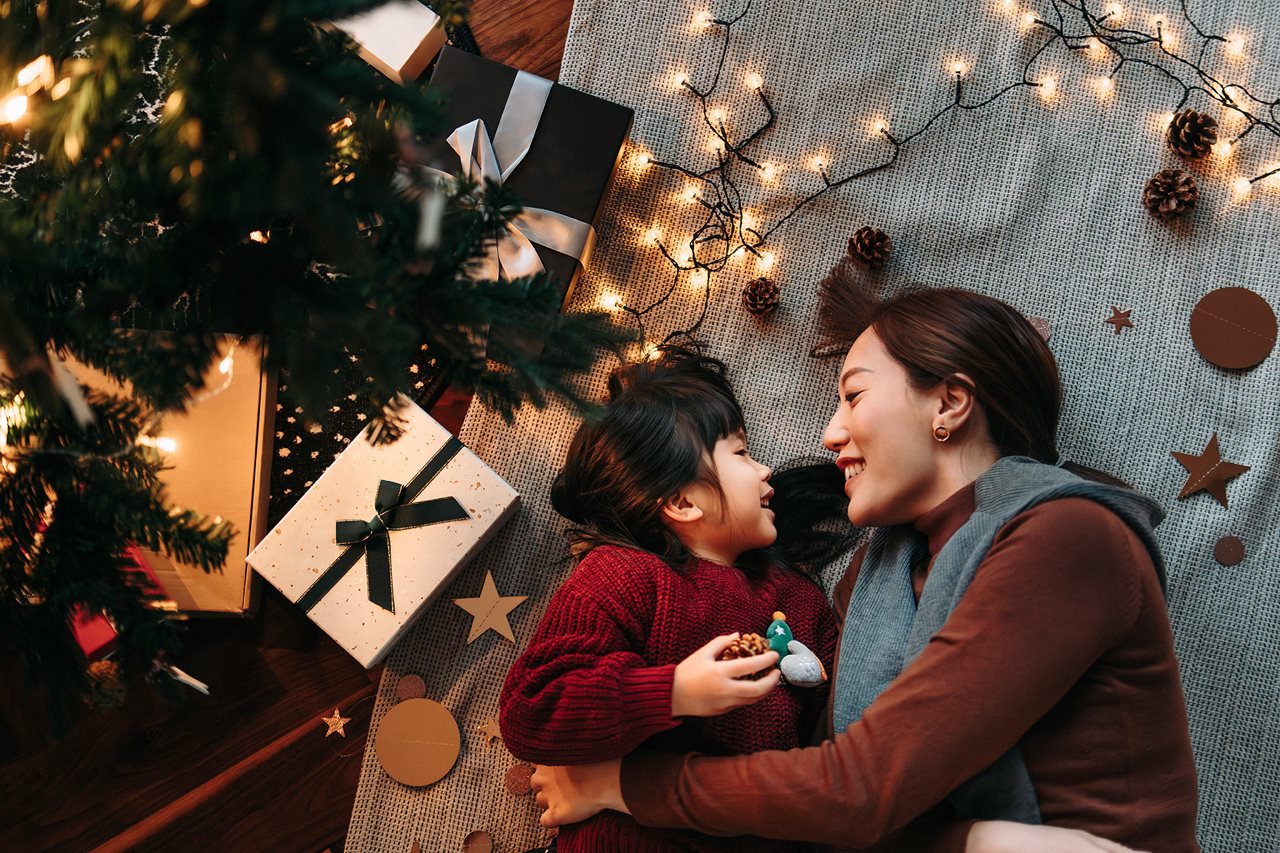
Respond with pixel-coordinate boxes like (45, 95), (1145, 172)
(422, 70), (597, 280)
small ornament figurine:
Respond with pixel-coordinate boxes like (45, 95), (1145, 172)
(767, 611), (828, 688)
(766, 611), (794, 656)
(1142, 169), (1199, 220)
(742, 276), (780, 316)
(1166, 109), (1218, 159)
(847, 226), (892, 269)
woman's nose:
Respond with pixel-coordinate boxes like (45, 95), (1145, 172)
(823, 410), (847, 452)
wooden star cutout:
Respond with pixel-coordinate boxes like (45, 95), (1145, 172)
(1104, 306), (1134, 335)
(453, 571), (527, 643)
(477, 718), (503, 746)
(322, 708), (352, 738)
(1171, 433), (1250, 508)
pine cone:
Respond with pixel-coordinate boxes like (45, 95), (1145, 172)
(717, 632), (773, 679)
(1142, 169), (1199, 220)
(1166, 109), (1218, 159)
(847, 226), (892, 269)
(742, 276), (780, 316)
(85, 659), (128, 711)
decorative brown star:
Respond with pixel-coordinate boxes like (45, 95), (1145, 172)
(1171, 433), (1250, 508)
(453, 571), (527, 643)
(322, 708), (352, 738)
(1104, 307), (1135, 335)
(477, 718), (503, 746)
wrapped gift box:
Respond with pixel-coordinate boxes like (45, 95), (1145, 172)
(66, 337), (276, 616)
(72, 546), (168, 660)
(423, 46), (635, 307)
(331, 0), (446, 84)
(247, 397), (519, 667)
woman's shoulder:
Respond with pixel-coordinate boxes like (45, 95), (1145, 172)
(1001, 495), (1147, 547)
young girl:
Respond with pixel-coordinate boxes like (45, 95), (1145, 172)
(500, 348), (838, 852)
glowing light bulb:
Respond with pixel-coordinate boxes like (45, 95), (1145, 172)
(1095, 77), (1114, 98)
(634, 151), (651, 169)
(871, 118), (888, 136)
(1020, 12), (1038, 31)
(745, 72), (763, 90)
(1162, 112), (1176, 127)
(249, 230), (269, 244)
(1233, 177), (1252, 197)
(678, 247), (693, 265)
(17, 55), (53, 88)
(1104, 2), (1125, 21)
(2, 93), (27, 124)
(741, 210), (757, 232)
(1213, 140), (1234, 159)
(760, 161), (777, 182)
(999, 0), (1016, 13)
(1225, 34), (1245, 59)
(672, 72), (689, 89)
(50, 78), (70, 100)
(157, 437), (177, 453)
(690, 268), (709, 288)
(950, 60), (968, 76)
(644, 226), (663, 245)
(757, 250), (775, 270)
(810, 154), (827, 172)
(694, 10), (713, 29)
(1037, 76), (1059, 101)
(218, 355), (234, 375)
(643, 342), (661, 360)
(710, 108), (725, 124)
(1086, 37), (1104, 58)
(682, 185), (699, 203)
(600, 292), (622, 311)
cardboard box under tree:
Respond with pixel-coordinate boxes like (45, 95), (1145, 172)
(423, 45), (635, 307)
(66, 337), (276, 616)
(247, 397), (519, 668)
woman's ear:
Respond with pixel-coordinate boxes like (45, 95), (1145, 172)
(660, 489), (706, 526)
(936, 372), (979, 431)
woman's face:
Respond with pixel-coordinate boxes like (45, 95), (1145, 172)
(823, 328), (944, 527)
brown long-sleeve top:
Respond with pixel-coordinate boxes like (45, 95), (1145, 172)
(622, 483), (1200, 852)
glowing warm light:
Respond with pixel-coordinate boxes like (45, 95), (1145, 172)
(50, 78), (70, 100)
(682, 185), (699, 203)
(218, 355), (234, 375)
(693, 10), (713, 29)
(1213, 140), (1234, 159)
(644, 226), (663, 245)
(329, 116), (354, 133)
(2, 93), (27, 123)
(1225, 34), (1245, 59)
(672, 72), (689, 89)
(760, 161), (777, 182)
(757, 250), (775, 270)
(1103, 2), (1125, 22)
(1086, 37), (1105, 58)
(138, 435), (178, 453)
(810, 154), (827, 172)
(678, 247), (693, 264)
(249, 230), (269, 244)
(633, 151), (651, 169)
(741, 210), (757, 232)
(1020, 12), (1038, 31)
(871, 118), (888, 135)
(950, 60), (968, 77)
(1095, 77), (1114, 98)
(600, 292), (622, 311)
(1037, 76), (1059, 101)
(690, 268), (709, 288)
(17, 55), (53, 89)
(999, 0), (1016, 13)
(745, 72), (763, 90)
(642, 342), (662, 360)
(710, 108), (725, 124)
(1162, 112), (1176, 127)
(1233, 177), (1252, 197)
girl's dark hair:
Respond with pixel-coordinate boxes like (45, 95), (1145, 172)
(551, 347), (745, 567)
(814, 269), (1128, 487)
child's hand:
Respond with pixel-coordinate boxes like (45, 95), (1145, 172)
(672, 633), (781, 717)
(967, 821), (1147, 853)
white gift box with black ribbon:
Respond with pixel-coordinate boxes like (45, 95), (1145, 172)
(247, 397), (518, 667)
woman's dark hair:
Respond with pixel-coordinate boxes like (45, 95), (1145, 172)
(813, 268), (1128, 487)
(551, 346), (746, 567)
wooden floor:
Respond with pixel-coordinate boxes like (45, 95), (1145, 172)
(0, 3), (572, 850)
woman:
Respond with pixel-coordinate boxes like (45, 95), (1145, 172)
(529, 280), (1200, 851)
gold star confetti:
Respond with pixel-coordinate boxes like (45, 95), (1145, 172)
(322, 708), (352, 737)
(453, 571), (527, 643)
(477, 718), (503, 745)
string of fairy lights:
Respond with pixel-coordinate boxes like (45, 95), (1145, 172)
(600, 0), (1279, 351)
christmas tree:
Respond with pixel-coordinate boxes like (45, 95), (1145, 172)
(0, 0), (625, 725)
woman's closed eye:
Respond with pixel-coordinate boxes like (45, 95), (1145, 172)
(844, 390), (864, 406)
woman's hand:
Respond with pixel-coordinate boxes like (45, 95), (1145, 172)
(967, 821), (1149, 853)
(672, 633), (780, 717)
(531, 760), (627, 828)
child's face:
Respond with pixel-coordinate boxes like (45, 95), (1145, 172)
(687, 430), (777, 562)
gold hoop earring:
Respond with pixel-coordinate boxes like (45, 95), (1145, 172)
(933, 425), (950, 442)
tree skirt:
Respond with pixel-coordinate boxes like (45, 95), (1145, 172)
(347, 1), (1280, 850)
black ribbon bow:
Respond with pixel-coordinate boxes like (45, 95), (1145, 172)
(296, 436), (471, 614)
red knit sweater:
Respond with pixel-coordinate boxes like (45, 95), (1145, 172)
(500, 544), (838, 853)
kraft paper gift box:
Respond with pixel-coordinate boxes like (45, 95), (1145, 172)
(247, 397), (519, 667)
(422, 46), (635, 308)
(66, 337), (276, 616)
(331, 0), (446, 84)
